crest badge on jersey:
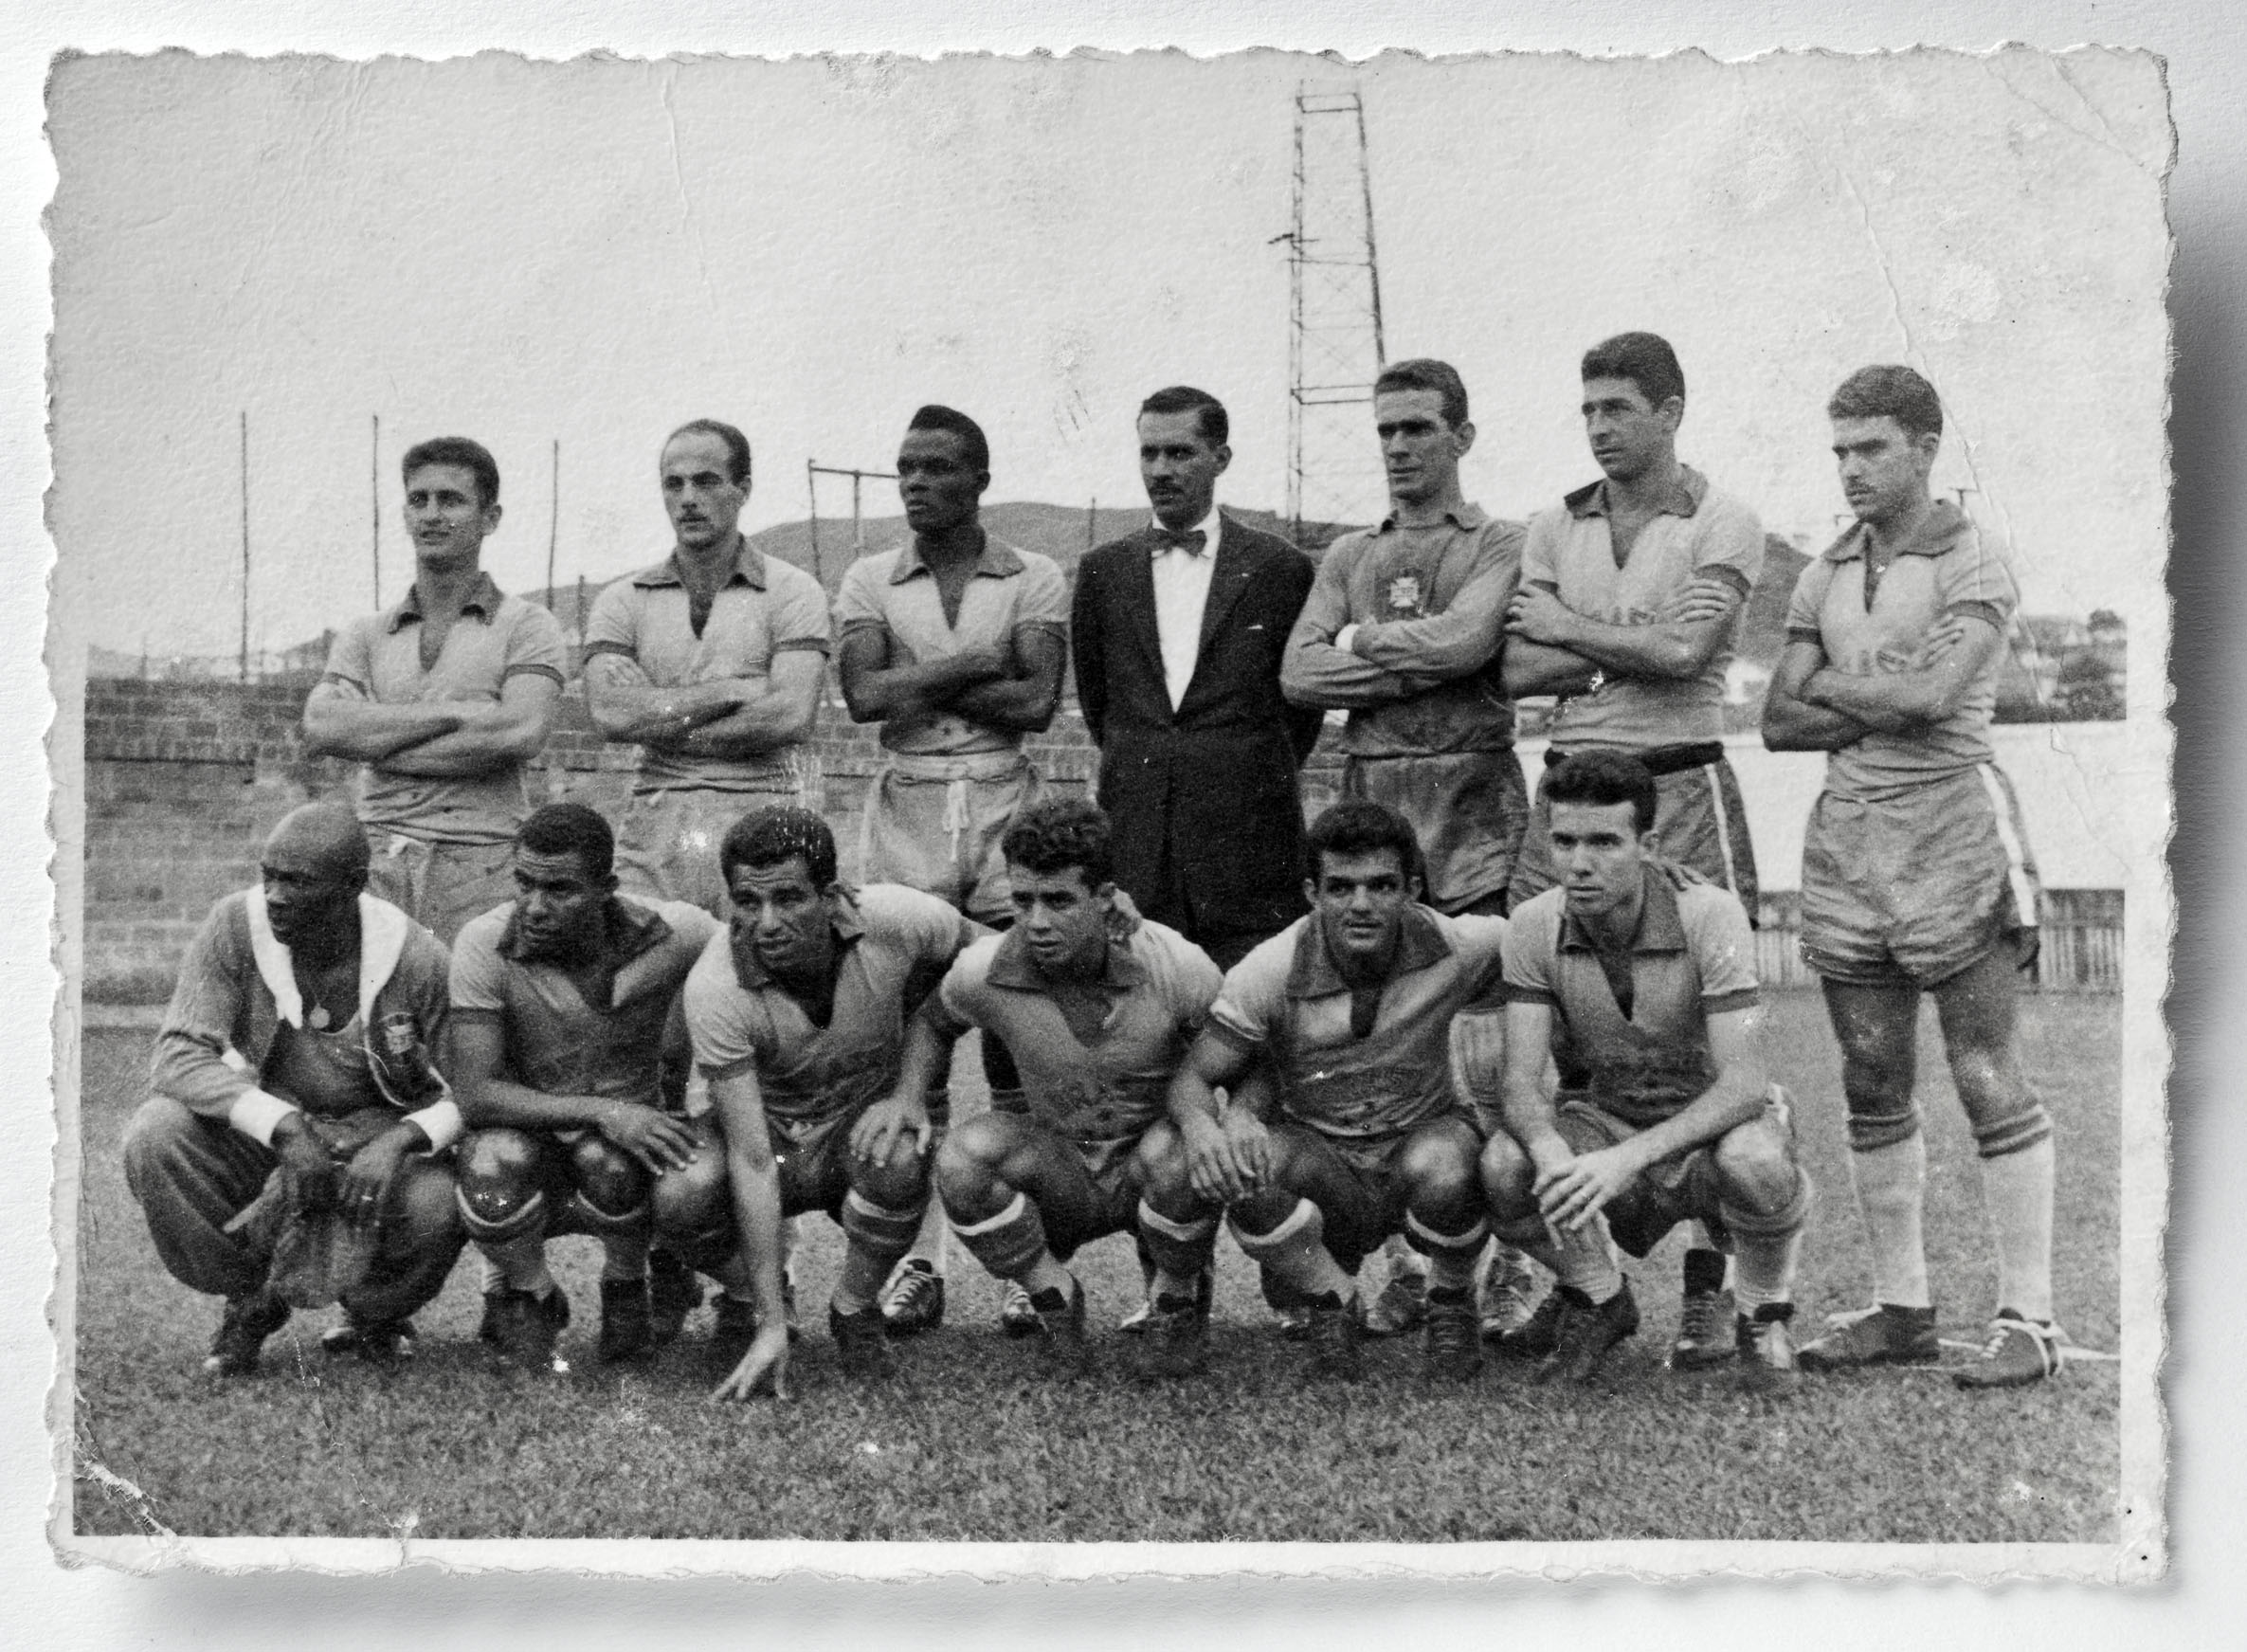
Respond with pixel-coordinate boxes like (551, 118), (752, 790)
(1385, 574), (1423, 617)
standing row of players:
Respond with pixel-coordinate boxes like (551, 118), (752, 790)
(120, 334), (2064, 1392)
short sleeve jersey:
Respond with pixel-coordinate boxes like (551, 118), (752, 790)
(450, 894), (720, 1108)
(833, 537), (1069, 757)
(1784, 501), (2020, 801)
(681, 884), (981, 1127)
(1502, 865), (1759, 1127)
(581, 543), (832, 793)
(933, 914), (1222, 1143)
(1210, 906), (1507, 1139)
(1524, 468), (1767, 751)
(318, 574), (568, 844)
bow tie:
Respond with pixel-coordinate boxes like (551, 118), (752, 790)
(1151, 527), (1209, 556)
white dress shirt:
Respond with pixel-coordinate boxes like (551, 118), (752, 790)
(1150, 504), (1222, 711)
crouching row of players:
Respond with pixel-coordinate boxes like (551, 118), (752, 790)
(129, 752), (1947, 1397)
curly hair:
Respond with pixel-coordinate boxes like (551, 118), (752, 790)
(1000, 796), (1113, 887)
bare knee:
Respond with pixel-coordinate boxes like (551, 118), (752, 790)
(571, 1135), (648, 1218)
(854, 1135), (932, 1209)
(1399, 1128), (1478, 1208)
(1712, 1120), (1799, 1216)
(935, 1115), (1012, 1211)
(650, 1138), (728, 1234)
(1131, 1121), (1191, 1201)
(457, 1128), (544, 1228)
(1478, 1131), (1537, 1221)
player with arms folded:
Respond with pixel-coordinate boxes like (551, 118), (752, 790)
(301, 437), (566, 945)
(1762, 365), (2061, 1389)
(1500, 332), (1770, 1370)
(832, 405), (1067, 1338)
(657, 808), (987, 1398)
(1477, 753), (1812, 1392)
(1160, 800), (1504, 1384)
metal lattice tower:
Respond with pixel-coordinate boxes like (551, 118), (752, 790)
(1281, 86), (1386, 547)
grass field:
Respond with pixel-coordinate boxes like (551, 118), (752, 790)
(68, 990), (2121, 1545)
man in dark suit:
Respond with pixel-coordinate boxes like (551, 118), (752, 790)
(1072, 386), (1323, 975)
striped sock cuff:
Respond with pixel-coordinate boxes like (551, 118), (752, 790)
(1720, 1166), (1814, 1240)
(1972, 1104), (2055, 1160)
(457, 1184), (546, 1244)
(1405, 1209), (1489, 1254)
(1228, 1197), (1321, 1259)
(1847, 1106), (1923, 1154)
(949, 1190), (1049, 1279)
(1137, 1201), (1216, 1245)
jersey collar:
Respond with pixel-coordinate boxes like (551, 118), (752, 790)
(1563, 464), (1708, 521)
(1557, 863), (1689, 956)
(1373, 501), (1490, 535)
(633, 538), (770, 591)
(889, 533), (1024, 584)
(1821, 498), (1970, 564)
(384, 572), (506, 633)
(1285, 903), (1454, 999)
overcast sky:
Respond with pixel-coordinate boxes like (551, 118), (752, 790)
(46, 46), (2168, 658)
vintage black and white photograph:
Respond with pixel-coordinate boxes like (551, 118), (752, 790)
(43, 45), (2169, 1576)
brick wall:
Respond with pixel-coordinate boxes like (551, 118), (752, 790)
(80, 675), (1348, 1004)
(79, 676), (2116, 1004)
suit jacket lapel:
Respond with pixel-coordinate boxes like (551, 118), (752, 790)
(1194, 517), (1255, 661)
(1117, 529), (1167, 688)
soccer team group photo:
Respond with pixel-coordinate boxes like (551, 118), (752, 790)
(51, 50), (2159, 1554)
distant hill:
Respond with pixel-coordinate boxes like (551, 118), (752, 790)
(741, 501), (1359, 593)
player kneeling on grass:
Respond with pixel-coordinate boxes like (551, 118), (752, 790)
(909, 797), (1224, 1381)
(1164, 800), (1503, 1384)
(1479, 753), (1812, 1392)
(652, 808), (986, 1398)
(448, 804), (721, 1371)
(122, 803), (466, 1374)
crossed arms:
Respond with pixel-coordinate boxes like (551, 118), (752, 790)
(303, 672), (561, 775)
(1499, 576), (1744, 699)
(1760, 611), (1997, 753)
(583, 646), (826, 759)
(1281, 542), (1520, 710)
(836, 625), (1066, 735)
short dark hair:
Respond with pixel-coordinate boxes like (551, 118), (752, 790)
(665, 419), (753, 486)
(402, 437), (499, 507)
(516, 802), (614, 882)
(1827, 365), (1945, 441)
(906, 404), (990, 472)
(1001, 796), (1113, 887)
(1304, 799), (1424, 886)
(1138, 385), (1229, 447)
(1581, 332), (1686, 410)
(1372, 358), (1469, 428)
(1544, 752), (1658, 835)
(720, 805), (838, 890)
